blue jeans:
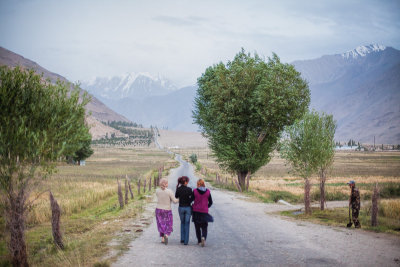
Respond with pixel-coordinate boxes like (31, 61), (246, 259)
(178, 206), (192, 245)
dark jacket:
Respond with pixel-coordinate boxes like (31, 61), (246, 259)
(175, 185), (193, 207)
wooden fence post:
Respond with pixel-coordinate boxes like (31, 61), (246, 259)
(124, 179), (128, 204)
(143, 178), (147, 193)
(137, 178), (141, 195)
(128, 178), (134, 199)
(117, 179), (124, 208)
(50, 191), (64, 249)
(149, 175), (152, 191)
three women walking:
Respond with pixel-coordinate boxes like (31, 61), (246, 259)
(155, 176), (213, 246)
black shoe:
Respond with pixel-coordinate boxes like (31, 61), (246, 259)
(180, 240), (184, 244)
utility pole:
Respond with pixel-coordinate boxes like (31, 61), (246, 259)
(374, 136), (375, 150)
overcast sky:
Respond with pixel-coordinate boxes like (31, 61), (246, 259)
(1, 0), (399, 87)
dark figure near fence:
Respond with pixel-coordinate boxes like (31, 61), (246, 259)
(191, 179), (213, 247)
(348, 180), (361, 228)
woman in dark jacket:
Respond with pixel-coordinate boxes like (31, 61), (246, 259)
(191, 179), (213, 247)
(175, 176), (193, 245)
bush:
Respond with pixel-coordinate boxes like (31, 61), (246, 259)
(189, 154), (198, 164)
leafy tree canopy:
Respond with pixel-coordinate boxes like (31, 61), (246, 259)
(0, 66), (91, 192)
(193, 49), (310, 187)
(280, 110), (336, 178)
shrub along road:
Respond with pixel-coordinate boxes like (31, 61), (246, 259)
(113, 155), (400, 266)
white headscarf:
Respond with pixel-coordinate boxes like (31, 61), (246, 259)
(160, 178), (168, 190)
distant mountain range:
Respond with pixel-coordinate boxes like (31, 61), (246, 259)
(0, 46), (130, 139)
(292, 44), (400, 144)
(2, 44), (398, 144)
(82, 73), (177, 100)
(82, 44), (399, 144)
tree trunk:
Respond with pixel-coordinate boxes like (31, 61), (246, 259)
(371, 183), (379, 227)
(7, 189), (29, 267)
(137, 179), (141, 195)
(234, 179), (242, 192)
(143, 178), (147, 193)
(319, 169), (326, 210)
(50, 191), (64, 249)
(237, 171), (248, 191)
(246, 172), (251, 192)
(304, 178), (312, 215)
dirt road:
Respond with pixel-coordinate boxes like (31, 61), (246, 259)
(113, 155), (400, 266)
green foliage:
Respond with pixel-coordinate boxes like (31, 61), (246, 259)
(103, 120), (143, 128)
(0, 66), (91, 192)
(280, 110), (336, 179)
(193, 48), (310, 176)
(189, 154), (198, 164)
(72, 139), (94, 162)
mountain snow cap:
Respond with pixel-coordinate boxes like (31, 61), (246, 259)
(341, 44), (386, 59)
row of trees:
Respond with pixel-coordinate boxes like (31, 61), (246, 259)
(0, 66), (92, 266)
(193, 49), (336, 215)
(102, 120), (143, 128)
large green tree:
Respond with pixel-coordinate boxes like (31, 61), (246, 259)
(193, 49), (310, 190)
(280, 110), (336, 214)
(0, 66), (91, 266)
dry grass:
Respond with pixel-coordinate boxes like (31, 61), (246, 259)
(183, 148), (400, 203)
(379, 199), (400, 220)
(1, 146), (174, 266)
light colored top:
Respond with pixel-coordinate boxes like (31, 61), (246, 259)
(156, 188), (178, 210)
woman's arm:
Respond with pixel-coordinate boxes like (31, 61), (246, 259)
(169, 189), (179, 204)
(208, 192), (213, 208)
(190, 190), (195, 204)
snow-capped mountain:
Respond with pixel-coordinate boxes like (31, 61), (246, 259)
(341, 44), (386, 59)
(81, 72), (178, 100)
(292, 44), (400, 144)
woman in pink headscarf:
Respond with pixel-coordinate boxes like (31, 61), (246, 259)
(155, 178), (178, 245)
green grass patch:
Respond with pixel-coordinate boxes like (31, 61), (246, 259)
(281, 207), (400, 234)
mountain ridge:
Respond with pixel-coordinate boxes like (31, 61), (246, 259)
(0, 46), (131, 139)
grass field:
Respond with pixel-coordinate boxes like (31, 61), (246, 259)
(0, 147), (175, 267)
(173, 147), (400, 234)
(175, 149), (400, 202)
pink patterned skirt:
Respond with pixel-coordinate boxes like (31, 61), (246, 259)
(155, 208), (173, 237)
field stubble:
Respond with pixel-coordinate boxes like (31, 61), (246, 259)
(0, 147), (175, 266)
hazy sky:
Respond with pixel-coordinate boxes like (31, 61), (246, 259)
(1, 0), (399, 87)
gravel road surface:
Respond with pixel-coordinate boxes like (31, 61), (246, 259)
(113, 155), (400, 267)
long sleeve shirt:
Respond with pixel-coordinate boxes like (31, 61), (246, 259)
(175, 185), (193, 207)
(156, 188), (178, 210)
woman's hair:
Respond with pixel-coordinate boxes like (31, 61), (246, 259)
(176, 176), (190, 189)
(160, 178), (168, 190)
(197, 179), (205, 188)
